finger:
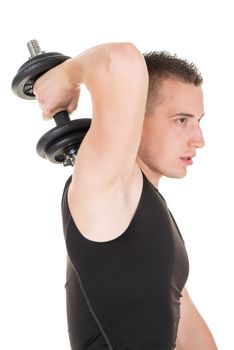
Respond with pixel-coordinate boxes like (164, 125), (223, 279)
(41, 105), (55, 120)
(42, 111), (51, 121)
(67, 100), (78, 113)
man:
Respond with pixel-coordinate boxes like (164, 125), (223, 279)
(34, 43), (218, 349)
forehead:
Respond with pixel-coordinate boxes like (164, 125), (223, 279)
(157, 78), (204, 110)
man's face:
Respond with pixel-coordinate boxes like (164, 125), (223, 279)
(138, 79), (205, 182)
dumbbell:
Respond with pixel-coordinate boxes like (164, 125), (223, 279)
(11, 39), (91, 166)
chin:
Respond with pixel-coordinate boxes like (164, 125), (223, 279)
(167, 169), (187, 179)
(176, 171), (187, 179)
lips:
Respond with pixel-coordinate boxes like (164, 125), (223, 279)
(181, 156), (192, 160)
(180, 156), (194, 165)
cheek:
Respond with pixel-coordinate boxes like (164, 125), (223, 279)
(151, 132), (170, 154)
(152, 136), (180, 167)
(148, 136), (169, 163)
(141, 125), (178, 162)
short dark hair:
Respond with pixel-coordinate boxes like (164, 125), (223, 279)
(143, 51), (203, 114)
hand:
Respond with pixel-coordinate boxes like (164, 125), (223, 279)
(33, 60), (81, 120)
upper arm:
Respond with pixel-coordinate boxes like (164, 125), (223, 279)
(72, 43), (149, 190)
(176, 288), (218, 350)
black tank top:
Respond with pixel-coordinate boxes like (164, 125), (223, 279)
(62, 171), (189, 350)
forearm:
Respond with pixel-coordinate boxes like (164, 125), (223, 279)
(34, 42), (148, 121)
(62, 42), (146, 92)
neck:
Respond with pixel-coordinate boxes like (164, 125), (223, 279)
(136, 156), (161, 188)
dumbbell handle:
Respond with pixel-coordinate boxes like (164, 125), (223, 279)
(54, 111), (70, 126)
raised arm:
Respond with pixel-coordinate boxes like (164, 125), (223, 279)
(65, 43), (148, 183)
(34, 43), (149, 241)
(34, 43), (148, 180)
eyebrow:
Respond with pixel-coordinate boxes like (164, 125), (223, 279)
(170, 112), (205, 119)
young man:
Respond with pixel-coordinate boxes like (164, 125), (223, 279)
(34, 43), (218, 349)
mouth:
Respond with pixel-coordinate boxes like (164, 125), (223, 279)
(180, 156), (194, 165)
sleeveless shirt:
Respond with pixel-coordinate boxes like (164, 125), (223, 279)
(61, 171), (189, 350)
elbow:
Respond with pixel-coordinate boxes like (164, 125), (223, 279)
(109, 42), (142, 58)
(107, 42), (148, 78)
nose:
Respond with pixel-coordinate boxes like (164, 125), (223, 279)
(188, 125), (205, 149)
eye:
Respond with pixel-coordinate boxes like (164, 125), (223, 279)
(177, 117), (186, 124)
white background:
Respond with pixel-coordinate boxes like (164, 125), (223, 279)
(1, 1), (233, 349)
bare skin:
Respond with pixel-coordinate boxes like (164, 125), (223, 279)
(34, 42), (218, 349)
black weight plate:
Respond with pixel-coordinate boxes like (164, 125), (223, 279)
(36, 118), (91, 163)
(46, 132), (87, 164)
(12, 52), (71, 99)
(36, 118), (91, 157)
(37, 117), (77, 156)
